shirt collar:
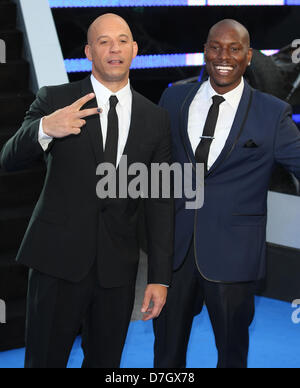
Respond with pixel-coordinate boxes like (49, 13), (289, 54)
(90, 74), (132, 108)
(206, 77), (244, 110)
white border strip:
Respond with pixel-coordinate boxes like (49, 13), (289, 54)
(206, 0), (284, 5)
(267, 192), (300, 249)
(13, 0), (68, 91)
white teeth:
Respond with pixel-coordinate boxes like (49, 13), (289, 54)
(215, 66), (234, 71)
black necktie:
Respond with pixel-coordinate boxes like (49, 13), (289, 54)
(195, 95), (225, 172)
(104, 95), (119, 166)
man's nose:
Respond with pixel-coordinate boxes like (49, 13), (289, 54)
(218, 47), (231, 61)
(110, 40), (121, 52)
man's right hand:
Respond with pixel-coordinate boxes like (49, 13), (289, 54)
(42, 93), (100, 138)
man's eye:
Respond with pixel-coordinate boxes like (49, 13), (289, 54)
(100, 41), (108, 45)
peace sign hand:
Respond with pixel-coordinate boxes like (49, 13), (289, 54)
(42, 93), (100, 138)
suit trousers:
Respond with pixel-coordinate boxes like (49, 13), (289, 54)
(153, 241), (256, 368)
(24, 262), (135, 368)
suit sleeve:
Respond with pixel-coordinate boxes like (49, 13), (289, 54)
(0, 86), (53, 172)
(274, 104), (300, 180)
(158, 88), (168, 109)
(144, 109), (174, 286)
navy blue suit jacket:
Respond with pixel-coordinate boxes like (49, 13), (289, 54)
(160, 80), (300, 282)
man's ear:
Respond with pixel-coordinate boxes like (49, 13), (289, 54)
(85, 44), (92, 61)
(247, 48), (253, 66)
(204, 43), (208, 60)
(132, 41), (138, 60)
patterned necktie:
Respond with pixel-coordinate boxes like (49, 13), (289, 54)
(195, 95), (225, 172)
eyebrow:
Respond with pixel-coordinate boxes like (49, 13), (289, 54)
(209, 40), (242, 45)
(96, 34), (130, 41)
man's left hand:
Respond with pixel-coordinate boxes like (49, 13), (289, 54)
(141, 284), (168, 322)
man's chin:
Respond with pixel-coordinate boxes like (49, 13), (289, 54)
(104, 71), (129, 83)
(209, 75), (242, 92)
(212, 77), (235, 88)
(94, 73), (129, 86)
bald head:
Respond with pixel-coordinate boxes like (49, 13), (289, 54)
(207, 19), (250, 48)
(204, 18), (253, 95)
(85, 13), (138, 92)
(87, 13), (134, 45)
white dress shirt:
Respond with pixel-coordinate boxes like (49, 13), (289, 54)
(39, 75), (132, 167)
(91, 74), (132, 166)
(188, 78), (244, 170)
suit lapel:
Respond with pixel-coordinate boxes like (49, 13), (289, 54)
(206, 81), (253, 177)
(120, 89), (145, 167)
(79, 79), (144, 169)
(180, 83), (203, 165)
(80, 76), (104, 166)
(179, 80), (253, 176)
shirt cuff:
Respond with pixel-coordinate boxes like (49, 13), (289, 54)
(38, 117), (53, 151)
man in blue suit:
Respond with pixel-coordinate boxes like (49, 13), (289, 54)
(153, 19), (300, 368)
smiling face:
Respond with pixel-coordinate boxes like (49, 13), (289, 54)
(85, 14), (138, 92)
(204, 20), (253, 95)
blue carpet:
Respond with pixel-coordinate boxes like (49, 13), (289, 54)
(0, 296), (299, 368)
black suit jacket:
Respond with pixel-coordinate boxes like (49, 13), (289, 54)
(0, 76), (174, 287)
